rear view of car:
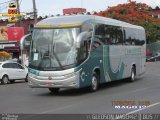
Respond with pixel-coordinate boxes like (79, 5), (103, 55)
(0, 62), (28, 85)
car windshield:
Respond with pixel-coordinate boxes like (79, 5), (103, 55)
(29, 27), (80, 70)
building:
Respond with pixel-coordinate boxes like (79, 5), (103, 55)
(150, 9), (160, 19)
(63, 8), (87, 14)
(0, 17), (44, 60)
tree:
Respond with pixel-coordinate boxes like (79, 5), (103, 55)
(95, 1), (160, 43)
(155, 6), (160, 10)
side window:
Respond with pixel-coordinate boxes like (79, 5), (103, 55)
(18, 64), (24, 69)
(135, 30), (145, 46)
(10, 63), (16, 68)
(116, 28), (123, 44)
(95, 24), (105, 43)
(104, 25), (111, 44)
(110, 27), (117, 44)
(78, 23), (94, 62)
(125, 28), (145, 46)
(124, 28), (135, 45)
(13, 63), (24, 69)
(92, 24), (105, 50)
(81, 23), (93, 51)
(10, 63), (17, 69)
(106, 26), (123, 45)
(2, 63), (10, 68)
(140, 30), (146, 45)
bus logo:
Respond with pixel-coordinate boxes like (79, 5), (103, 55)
(48, 76), (52, 80)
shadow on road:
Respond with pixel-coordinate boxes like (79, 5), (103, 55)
(0, 80), (26, 86)
(35, 77), (142, 97)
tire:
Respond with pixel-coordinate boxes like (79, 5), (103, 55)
(89, 73), (99, 92)
(1, 75), (9, 85)
(129, 66), (136, 82)
(48, 88), (60, 94)
(25, 74), (28, 82)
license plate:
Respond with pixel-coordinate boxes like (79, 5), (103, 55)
(48, 83), (54, 87)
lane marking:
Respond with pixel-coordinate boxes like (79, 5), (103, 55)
(126, 102), (160, 115)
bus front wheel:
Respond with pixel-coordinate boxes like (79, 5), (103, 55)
(90, 73), (99, 92)
(48, 88), (60, 94)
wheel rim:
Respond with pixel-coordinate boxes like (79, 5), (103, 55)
(131, 69), (135, 81)
(3, 77), (8, 84)
(92, 76), (98, 91)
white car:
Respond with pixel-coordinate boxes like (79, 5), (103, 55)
(0, 61), (28, 85)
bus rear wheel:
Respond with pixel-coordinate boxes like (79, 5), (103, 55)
(129, 66), (136, 82)
(48, 88), (60, 94)
(89, 73), (99, 92)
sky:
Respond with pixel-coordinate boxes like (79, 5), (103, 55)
(0, 0), (160, 16)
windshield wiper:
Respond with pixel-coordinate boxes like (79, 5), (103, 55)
(38, 47), (51, 68)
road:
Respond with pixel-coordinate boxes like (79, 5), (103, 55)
(0, 62), (160, 116)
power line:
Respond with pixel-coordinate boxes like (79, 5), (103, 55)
(0, 0), (15, 5)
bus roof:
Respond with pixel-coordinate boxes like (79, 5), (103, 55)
(35, 15), (144, 30)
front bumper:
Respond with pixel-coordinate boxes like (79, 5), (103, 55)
(28, 72), (80, 88)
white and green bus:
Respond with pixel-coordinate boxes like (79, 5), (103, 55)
(26, 15), (146, 93)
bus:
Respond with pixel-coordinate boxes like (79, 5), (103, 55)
(26, 15), (146, 93)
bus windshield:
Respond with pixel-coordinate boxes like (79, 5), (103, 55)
(29, 27), (80, 70)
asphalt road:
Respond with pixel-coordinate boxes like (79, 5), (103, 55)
(0, 62), (160, 116)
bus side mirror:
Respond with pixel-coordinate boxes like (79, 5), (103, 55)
(20, 34), (31, 50)
(75, 32), (89, 48)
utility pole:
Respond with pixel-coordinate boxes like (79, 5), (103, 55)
(81, 0), (83, 13)
(0, 7), (1, 20)
(16, 0), (22, 26)
(32, 0), (37, 23)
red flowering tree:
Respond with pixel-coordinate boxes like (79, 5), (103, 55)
(95, 1), (160, 43)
